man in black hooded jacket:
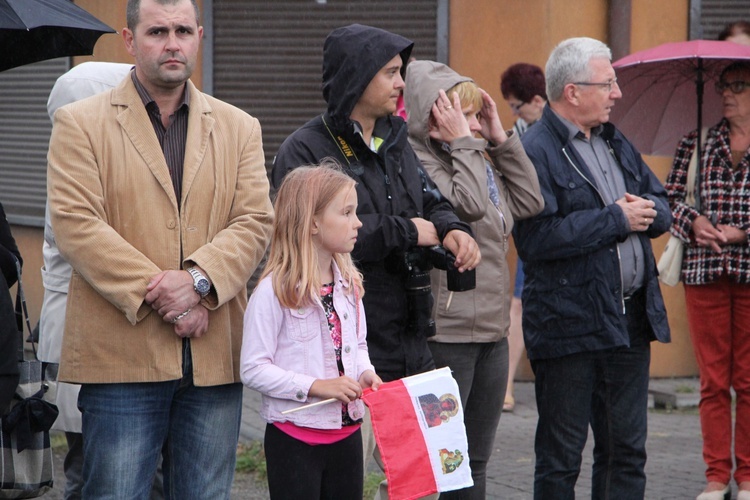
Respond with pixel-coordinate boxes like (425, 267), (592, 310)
(273, 24), (480, 383)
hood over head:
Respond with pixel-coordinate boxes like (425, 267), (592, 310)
(322, 24), (413, 128)
(405, 60), (473, 141)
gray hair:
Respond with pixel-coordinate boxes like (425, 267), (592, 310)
(545, 37), (612, 102)
(126, 0), (200, 30)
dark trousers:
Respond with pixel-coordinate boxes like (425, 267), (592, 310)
(429, 339), (508, 499)
(531, 291), (652, 500)
(264, 423), (363, 500)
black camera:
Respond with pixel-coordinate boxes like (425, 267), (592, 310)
(403, 249), (436, 338)
(402, 245), (476, 338)
(424, 245), (476, 292)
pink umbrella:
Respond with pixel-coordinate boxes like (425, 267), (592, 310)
(611, 40), (750, 158)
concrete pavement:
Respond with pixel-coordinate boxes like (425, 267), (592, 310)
(489, 378), (705, 499)
(241, 377), (713, 499)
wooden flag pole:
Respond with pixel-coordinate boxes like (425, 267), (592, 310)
(281, 398), (338, 415)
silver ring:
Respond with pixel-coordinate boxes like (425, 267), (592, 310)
(171, 308), (192, 324)
(445, 105), (453, 109)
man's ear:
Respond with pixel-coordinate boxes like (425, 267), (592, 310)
(122, 28), (136, 57)
(563, 83), (580, 106)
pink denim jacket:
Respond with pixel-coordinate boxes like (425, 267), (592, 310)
(240, 263), (374, 429)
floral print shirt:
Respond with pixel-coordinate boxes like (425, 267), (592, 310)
(320, 283), (359, 426)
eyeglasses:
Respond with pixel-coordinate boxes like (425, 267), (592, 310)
(509, 101), (527, 113)
(573, 77), (618, 92)
(714, 80), (750, 94)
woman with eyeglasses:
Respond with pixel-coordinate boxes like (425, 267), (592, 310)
(498, 63), (547, 412)
(500, 63), (547, 138)
(664, 61), (750, 500)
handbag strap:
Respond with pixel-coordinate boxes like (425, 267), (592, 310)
(685, 127), (708, 208)
(12, 255), (35, 362)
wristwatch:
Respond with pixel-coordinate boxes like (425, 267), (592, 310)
(187, 267), (211, 298)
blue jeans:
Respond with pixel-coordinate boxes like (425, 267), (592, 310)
(78, 348), (242, 500)
(429, 339), (508, 499)
(531, 292), (651, 500)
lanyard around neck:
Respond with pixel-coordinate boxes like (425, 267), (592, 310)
(321, 115), (394, 201)
(322, 115), (359, 165)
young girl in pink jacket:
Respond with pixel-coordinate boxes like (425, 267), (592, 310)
(241, 163), (381, 499)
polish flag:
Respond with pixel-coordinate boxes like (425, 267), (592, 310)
(362, 367), (472, 499)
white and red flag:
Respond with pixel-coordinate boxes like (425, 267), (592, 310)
(362, 367), (473, 499)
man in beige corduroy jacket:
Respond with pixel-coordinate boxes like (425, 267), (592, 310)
(46, 0), (273, 497)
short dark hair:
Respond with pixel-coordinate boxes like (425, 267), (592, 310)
(500, 63), (547, 103)
(126, 0), (200, 31)
(718, 21), (750, 41)
(720, 61), (750, 81)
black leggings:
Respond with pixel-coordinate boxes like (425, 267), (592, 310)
(264, 423), (364, 499)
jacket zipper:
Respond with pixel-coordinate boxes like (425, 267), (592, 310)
(604, 140), (630, 314)
(562, 146), (627, 314)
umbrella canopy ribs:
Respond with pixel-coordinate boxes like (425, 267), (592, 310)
(611, 40), (750, 211)
(0, 0), (115, 72)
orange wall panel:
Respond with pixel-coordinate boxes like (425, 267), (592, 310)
(631, 0), (689, 50)
(449, 0), (607, 134)
(10, 227), (43, 330)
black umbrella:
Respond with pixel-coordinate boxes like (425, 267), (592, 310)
(0, 0), (115, 72)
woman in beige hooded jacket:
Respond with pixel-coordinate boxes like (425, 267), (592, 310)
(405, 60), (543, 498)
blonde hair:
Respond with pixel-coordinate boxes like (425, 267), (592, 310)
(262, 161), (364, 309)
(446, 81), (482, 113)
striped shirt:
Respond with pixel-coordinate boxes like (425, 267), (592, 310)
(665, 119), (750, 285)
(131, 71), (190, 207)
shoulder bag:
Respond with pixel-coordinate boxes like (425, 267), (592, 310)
(0, 256), (57, 499)
(657, 128), (706, 286)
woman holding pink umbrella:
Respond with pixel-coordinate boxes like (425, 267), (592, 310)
(665, 61), (750, 500)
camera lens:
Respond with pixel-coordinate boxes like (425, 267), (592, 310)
(446, 267), (476, 292)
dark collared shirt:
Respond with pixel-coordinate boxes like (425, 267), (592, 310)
(131, 70), (190, 207)
(555, 111), (645, 294)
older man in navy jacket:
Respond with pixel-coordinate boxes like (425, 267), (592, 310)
(514, 37), (671, 500)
